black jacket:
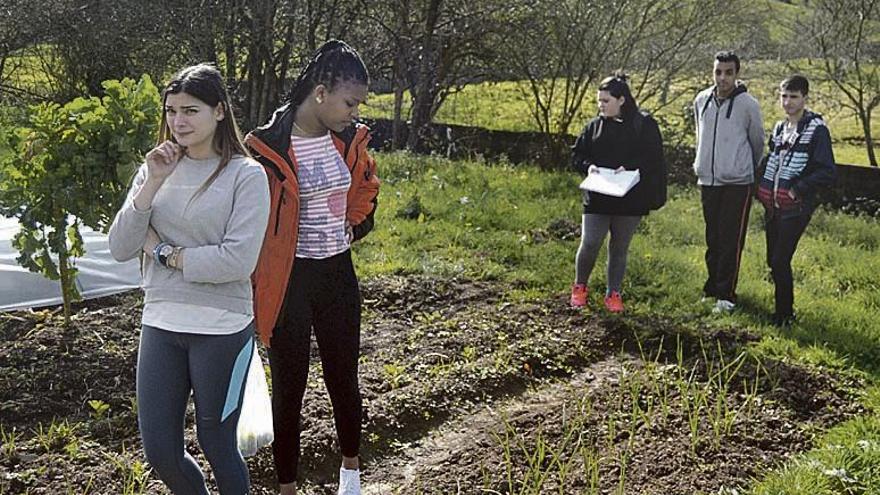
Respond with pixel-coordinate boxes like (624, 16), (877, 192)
(571, 113), (664, 215)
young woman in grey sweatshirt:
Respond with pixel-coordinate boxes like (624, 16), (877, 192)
(108, 64), (270, 495)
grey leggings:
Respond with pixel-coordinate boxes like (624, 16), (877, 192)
(575, 214), (642, 293)
(137, 322), (254, 495)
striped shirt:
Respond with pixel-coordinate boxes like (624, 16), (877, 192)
(292, 133), (351, 258)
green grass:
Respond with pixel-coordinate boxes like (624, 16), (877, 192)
(354, 151), (880, 492)
(355, 152), (578, 289)
(363, 70), (880, 166)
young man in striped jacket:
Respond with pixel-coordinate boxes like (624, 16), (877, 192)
(757, 75), (836, 327)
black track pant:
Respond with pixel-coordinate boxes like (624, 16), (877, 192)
(700, 184), (753, 301)
(268, 249), (362, 484)
(765, 211), (812, 319)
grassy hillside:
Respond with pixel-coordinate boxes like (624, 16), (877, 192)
(363, 72), (879, 167)
(354, 151), (880, 492)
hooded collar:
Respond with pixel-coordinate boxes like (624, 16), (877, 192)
(703, 81), (750, 119)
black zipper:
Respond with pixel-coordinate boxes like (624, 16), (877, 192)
(273, 189), (284, 235)
(710, 99), (721, 186)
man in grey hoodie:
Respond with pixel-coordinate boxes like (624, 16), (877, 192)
(693, 50), (765, 312)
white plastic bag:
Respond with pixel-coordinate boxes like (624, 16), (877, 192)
(237, 342), (274, 457)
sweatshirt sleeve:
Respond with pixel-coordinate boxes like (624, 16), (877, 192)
(639, 117), (664, 179)
(108, 164), (151, 262)
(748, 98), (765, 169)
(571, 121), (594, 175)
(181, 165), (270, 284)
(794, 124), (836, 198)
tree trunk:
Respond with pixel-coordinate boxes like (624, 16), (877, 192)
(224, 5), (238, 91)
(861, 111), (878, 167)
(391, 54), (405, 150)
(58, 242), (72, 327)
(406, 0), (442, 152)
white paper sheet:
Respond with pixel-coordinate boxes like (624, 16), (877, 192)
(579, 168), (640, 197)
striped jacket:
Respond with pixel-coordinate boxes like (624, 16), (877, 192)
(757, 111), (835, 218)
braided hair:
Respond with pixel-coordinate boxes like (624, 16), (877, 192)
(286, 40), (369, 110)
(598, 72), (639, 122)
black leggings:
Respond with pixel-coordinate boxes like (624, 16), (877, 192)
(268, 250), (362, 484)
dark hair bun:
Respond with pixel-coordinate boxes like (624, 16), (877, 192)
(613, 71), (629, 83)
(319, 39), (350, 54)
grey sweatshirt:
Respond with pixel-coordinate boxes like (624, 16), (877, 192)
(693, 83), (765, 186)
(109, 155), (270, 315)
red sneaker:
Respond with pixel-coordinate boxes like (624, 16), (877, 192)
(604, 291), (624, 313)
(570, 284), (588, 308)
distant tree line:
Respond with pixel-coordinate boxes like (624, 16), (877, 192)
(0, 0), (877, 164)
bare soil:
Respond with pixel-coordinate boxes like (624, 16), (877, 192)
(0, 276), (864, 494)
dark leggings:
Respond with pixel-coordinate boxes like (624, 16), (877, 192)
(574, 213), (642, 292)
(137, 323), (254, 495)
(268, 249), (362, 484)
(765, 212), (812, 318)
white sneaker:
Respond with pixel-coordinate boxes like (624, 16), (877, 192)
(713, 299), (736, 313)
(338, 467), (361, 495)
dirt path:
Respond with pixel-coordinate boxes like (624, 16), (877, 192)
(359, 357), (627, 494)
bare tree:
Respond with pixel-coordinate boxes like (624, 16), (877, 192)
(502, 0), (759, 157)
(626, 0), (756, 110)
(359, 0), (417, 149)
(502, 0), (641, 157)
(213, 0), (363, 128)
(802, 0), (880, 166)
(363, 0), (515, 151)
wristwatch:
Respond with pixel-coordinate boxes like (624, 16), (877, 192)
(154, 242), (174, 268)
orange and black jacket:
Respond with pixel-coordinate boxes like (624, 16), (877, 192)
(244, 103), (380, 346)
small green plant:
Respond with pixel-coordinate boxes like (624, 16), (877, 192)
(382, 362), (408, 390)
(105, 446), (150, 495)
(1, 425), (21, 463)
(88, 399), (110, 420)
(492, 396), (595, 495)
(0, 75), (159, 324)
(33, 420), (80, 455)
(461, 345), (477, 363)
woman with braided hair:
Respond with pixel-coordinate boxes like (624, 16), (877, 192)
(245, 40), (379, 495)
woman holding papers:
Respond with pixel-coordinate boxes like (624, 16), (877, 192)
(569, 73), (664, 313)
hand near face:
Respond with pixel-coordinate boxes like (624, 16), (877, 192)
(145, 141), (183, 182)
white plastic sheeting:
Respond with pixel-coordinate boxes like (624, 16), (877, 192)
(0, 216), (141, 311)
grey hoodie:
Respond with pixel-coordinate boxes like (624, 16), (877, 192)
(693, 82), (765, 186)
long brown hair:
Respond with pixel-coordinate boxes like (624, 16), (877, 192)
(159, 63), (249, 205)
